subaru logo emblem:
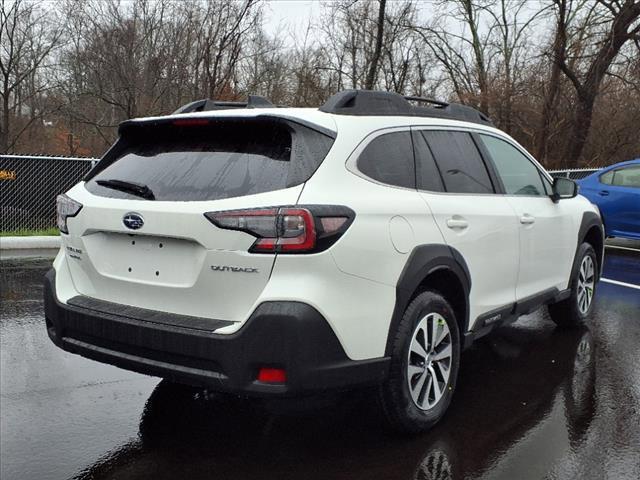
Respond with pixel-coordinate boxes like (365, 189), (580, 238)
(123, 212), (144, 230)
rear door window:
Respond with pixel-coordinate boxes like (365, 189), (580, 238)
(411, 130), (444, 192)
(422, 131), (494, 194)
(86, 118), (334, 201)
(610, 165), (640, 188)
(356, 131), (415, 189)
(599, 170), (614, 185)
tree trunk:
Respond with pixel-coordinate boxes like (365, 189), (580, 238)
(535, 0), (567, 164)
(365, 0), (386, 90)
(1, 92), (9, 154)
(565, 92), (596, 166)
(461, 0), (489, 114)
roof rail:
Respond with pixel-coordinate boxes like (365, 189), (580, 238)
(173, 95), (275, 114)
(403, 95), (449, 108)
(318, 90), (492, 125)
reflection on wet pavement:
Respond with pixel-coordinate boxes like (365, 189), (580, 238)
(1, 255), (639, 480)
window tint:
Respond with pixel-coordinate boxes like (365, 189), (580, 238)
(611, 165), (640, 188)
(480, 134), (545, 196)
(422, 131), (493, 194)
(412, 131), (444, 192)
(600, 170), (614, 185)
(86, 119), (334, 201)
(357, 131), (415, 188)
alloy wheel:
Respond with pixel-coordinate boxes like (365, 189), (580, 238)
(407, 313), (452, 410)
(577, 255), (595, 315)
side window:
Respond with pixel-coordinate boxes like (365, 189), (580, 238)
(357, 131), (415, 188)
(422, 131), (493, 194)
(600, 170), (614, 185)
(479, 134), (545, 196)
(411, 130), (444, 192)
(611, 165), (640, 188)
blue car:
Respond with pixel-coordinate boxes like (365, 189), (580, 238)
(577, 159), (640, 240)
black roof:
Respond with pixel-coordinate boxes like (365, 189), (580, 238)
(318, 90), (493, 126)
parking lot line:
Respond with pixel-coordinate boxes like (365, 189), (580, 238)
(601, 278), (640, 290)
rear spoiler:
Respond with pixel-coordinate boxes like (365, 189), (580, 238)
(118, 114), (337, 140)
(173, 95), (276, 114)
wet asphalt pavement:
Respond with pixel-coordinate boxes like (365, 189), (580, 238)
(1, 246), (639, 480)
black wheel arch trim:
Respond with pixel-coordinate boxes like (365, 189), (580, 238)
(574, 211), (604, 282)
(386, 244), (471, 356)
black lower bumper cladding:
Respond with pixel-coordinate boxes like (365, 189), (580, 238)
(43, 269), (389, 396)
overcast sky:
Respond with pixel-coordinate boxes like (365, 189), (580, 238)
(262, 0), (550, 47)
(263, 0), (321, 41)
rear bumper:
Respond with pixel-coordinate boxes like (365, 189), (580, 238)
(44, 269), (389, 396)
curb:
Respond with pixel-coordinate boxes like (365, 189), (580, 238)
(0, 236), (61, 250)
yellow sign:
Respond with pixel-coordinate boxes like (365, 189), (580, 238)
(0, 170), (17, 180)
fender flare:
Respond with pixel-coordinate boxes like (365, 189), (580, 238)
(385, 244), (471, 356)
(573, 212), (604, 282)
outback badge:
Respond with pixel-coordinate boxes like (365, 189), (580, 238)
(211, 265), (259, 274)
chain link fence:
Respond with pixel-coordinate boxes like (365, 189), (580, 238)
(1, 155), (98, 233)
(548, 168), (600, 180)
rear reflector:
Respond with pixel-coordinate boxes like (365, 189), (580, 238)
(257, 367), (287, 383)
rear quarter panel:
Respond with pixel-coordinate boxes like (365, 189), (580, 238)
(290, 121), (446, 359)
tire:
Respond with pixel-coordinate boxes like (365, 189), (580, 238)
(379, 290), (461, 434)
(548, 242), (598, 327)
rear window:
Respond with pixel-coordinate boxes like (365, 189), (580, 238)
(356, 131), (415, 188)
(85, 118), (334, 201)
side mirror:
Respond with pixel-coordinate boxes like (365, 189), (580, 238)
(551, 177), (578, 203)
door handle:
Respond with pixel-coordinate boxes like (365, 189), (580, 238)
(446, 217), (469, 229)
(598, 190), (610, 196)
(520, 214), (535, 225)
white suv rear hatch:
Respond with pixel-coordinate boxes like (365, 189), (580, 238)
(61, 113), (335, 324)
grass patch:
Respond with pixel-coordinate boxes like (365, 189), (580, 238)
(0, 228), (59, 237)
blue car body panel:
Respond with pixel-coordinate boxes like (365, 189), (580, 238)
(576, 159), (640, 240)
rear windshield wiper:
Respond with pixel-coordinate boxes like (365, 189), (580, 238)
(95, 179), (155, 200)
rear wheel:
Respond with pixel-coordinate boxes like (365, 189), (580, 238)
(548, 243), (597, 327)
(379, 291), (460, 434)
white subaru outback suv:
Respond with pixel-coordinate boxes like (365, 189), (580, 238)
(45, 90), (604, 433)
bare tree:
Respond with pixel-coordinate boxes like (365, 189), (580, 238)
(1, 0), (638, 165)
(196, 0), (261, 99)
(319, 0), (419, 92)
(57, 0), (262, 152)
(557, 0), (640, 164)
(0, 0), (63, 153)
(484, 0), (551, 134)
(413, 0), (545, 128)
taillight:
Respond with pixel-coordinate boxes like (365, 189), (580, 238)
(56, 194), (83, 234)
(204, 205), (354, 254)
